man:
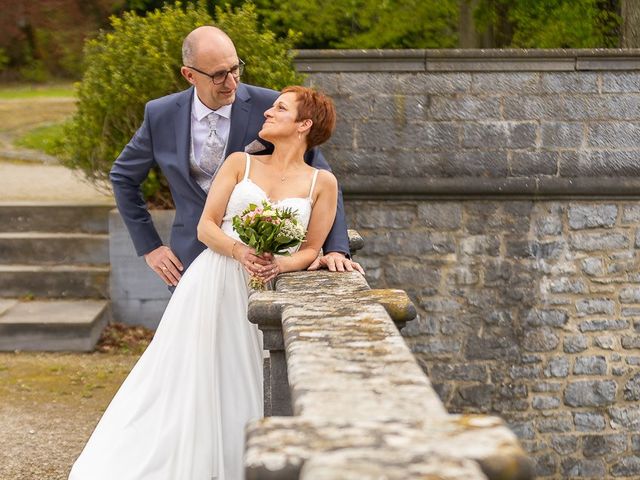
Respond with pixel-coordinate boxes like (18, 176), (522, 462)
(111, 26), (361, 287)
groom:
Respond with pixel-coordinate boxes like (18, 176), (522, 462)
(111, 26), (359, 287)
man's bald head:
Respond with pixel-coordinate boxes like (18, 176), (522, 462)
(182, 26), (236, 66)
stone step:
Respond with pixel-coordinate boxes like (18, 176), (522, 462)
(0, 203), (112, 233)
(0, 265), (109, 298)
(0, 298), (110, 351)
(0, 232), (109, 265)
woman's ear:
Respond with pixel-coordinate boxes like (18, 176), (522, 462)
(298, 119), (313, 133)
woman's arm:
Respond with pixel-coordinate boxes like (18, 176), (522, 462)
(196, 153), (270, 273)
(259, 170), (338, 282)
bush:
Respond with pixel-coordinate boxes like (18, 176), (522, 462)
(61, 1), (303, 207)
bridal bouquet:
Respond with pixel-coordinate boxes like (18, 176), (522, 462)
(232, 200), (306, 290)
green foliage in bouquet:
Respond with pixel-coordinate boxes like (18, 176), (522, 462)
(60, 1), (303, 208)
(232, 201), (306, 256)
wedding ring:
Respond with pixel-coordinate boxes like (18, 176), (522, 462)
(161, 266), (168, 271)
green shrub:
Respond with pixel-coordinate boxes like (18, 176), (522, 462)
(61, 1), (303, 207)
(0, 48), (9, 73)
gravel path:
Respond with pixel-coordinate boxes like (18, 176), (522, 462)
(0, 352), (138, 480)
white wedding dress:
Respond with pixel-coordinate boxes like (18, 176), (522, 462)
(69, 155), (317, 480)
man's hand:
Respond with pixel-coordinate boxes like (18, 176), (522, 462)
(307, 251), (365, 274)
(144, 245), (184, 286)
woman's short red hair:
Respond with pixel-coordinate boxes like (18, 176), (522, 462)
(281, 86), (336, 150)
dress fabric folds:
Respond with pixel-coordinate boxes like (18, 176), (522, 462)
(69, 155), (314, 480)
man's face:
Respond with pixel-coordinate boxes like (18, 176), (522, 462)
(182, 43), (240, 110)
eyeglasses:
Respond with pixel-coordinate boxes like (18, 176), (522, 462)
(186, 59), (245, 85)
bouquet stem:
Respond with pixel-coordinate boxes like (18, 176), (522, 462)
(249, 275), (267, 291)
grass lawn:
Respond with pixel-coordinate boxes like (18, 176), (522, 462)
(0, 82), (75, 100)
(14, 123), (66, 156)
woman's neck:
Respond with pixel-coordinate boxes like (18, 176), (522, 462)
(270, 142), (307, 170)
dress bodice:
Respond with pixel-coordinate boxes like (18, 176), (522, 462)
(220, 154), (317, 248)
(220, 179), (313, 241)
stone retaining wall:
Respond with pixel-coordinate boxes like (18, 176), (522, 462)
(297, 49), (640, 479)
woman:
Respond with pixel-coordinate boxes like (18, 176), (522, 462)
(69, 86), (350, 479)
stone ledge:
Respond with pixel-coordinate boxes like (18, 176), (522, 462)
(295, 49), (640, 73)
(338, 175), (640, 199)
(246, 270), (532, 479)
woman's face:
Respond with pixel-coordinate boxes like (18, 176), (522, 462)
(259, 92), (301, 143)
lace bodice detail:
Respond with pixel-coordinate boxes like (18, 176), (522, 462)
(220, 155), (316, 246)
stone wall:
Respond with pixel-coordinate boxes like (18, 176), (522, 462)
(297, 49), (640, 479)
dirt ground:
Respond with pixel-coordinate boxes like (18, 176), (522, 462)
(0, 352), (140, 480)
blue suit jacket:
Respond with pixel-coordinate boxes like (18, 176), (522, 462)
(110, 84), (350, 271)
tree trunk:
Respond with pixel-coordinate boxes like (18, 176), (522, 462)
(621, 0), (640, 48)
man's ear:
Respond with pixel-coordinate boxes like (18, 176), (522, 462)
(181, 66), (195, 85)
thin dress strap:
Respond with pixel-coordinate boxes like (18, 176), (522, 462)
(243, 153), (251, 180)
(308, 169), (320, 199)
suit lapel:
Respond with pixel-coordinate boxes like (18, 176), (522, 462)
(225, 84), (251, 157)
(174, 87), (207, 199)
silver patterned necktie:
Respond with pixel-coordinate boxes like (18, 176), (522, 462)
(199, 112), (225, 178)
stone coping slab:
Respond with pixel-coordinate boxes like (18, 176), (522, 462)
(246, 271), (532, 479)
(294, 48), (640, 72)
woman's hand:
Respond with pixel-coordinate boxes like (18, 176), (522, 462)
(255, 255), (281, 284)
(234, 244), (271, 276)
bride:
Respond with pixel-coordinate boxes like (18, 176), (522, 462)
(69, 86), (344, 480)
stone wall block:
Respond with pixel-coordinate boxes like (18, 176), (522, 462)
(580, 319), (629, 332)
(532, 395), (561, 410)
(460, 235), (500, 256)
(588, 122), (640, 149)
(511, 150), (558, 176)
(621, 287), (640, 304)
(371, 94), (429, 123)
(574, 412), (606, 432)
(622, 335), (640, 349)
(403, 72), (473, 94)
(575, 298), (615, 316)
(573, 356), (608, 375)
(540, 72), (599, 93)
(550, 434), (579, 455)
(568, 204), (618, 230)
(522, 327), (560, 352)
(547, 277), (587, 294)
(525, 309), (568, 328)
(624, 373), (640, 400)
(602, 72), (640, 93)
(560, 458), (606, 478)
(429, 363), (488, 382)
(570, 231), (629, 251)
(471, 72), (540, 94)
(564, 335), (589, 353)
(403, 122), (459, 150)
(384, 261), (441, 286)
(564, 380), (617, 407)
(400, 315), (438, 337)
(350, 204), (416, 229)
(461, 121), (537, 149)
(582, 434), (627, 458)
(593, 335), (616, 350)
(541, 121), (583, 149)
(417, 203), (462, 230)
(581, 257), (605, 276)
(428, 95), (502, 121)
(611, 456), (640, 477)
(609, 406), (640, 430)
(622, 205), (640, 224)
(545, 357), (570, 377)
(363, 230), (455, 256)
(537, 412), (574, 432)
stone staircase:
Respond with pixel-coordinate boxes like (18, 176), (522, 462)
(0, 203), (113, 351)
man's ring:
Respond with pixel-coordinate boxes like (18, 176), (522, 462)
(161, 266), (168, 271)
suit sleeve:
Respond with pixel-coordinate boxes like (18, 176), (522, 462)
(304, 147), (351, 257)
(109, 104), (163, 256)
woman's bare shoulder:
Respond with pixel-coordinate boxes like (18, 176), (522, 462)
(315, 168), (338, 191)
